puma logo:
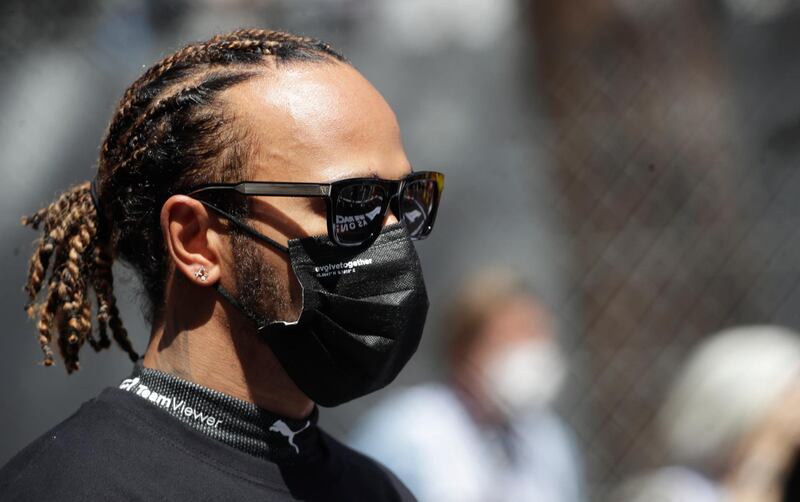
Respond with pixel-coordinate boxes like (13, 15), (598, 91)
(269, 420), (311, 454)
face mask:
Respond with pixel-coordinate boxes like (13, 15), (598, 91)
(481, 338), (566, 418)
(213, 221), (429, 407)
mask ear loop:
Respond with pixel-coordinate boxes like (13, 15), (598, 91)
(196, 200), (289, 254)
(194, 200), (291, 332)
(196, 199), (309, 331)
(212, 282), (267, 332)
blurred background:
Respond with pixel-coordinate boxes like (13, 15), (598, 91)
(3, 0), (800, 500)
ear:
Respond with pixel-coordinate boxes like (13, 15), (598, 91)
(160, 195), (223, 286)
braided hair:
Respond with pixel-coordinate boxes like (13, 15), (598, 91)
(21, 29), (348, 372)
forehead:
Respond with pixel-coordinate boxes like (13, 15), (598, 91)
(483, 297), (553, 343)
(223, 62), (411, 182)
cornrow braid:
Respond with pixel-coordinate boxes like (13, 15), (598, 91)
(89, 245), (114, 351)
(22, 183), (139, 371)
(121, 72), (258, 158)
(103, 29), (346, 164)
(22, 29), (349, 372)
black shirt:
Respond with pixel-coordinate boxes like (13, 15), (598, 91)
(0, 368), (414, 501)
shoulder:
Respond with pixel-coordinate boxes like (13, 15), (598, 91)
(280, 429), (416, 502)
(326, 431), (417, 501)
(0, 388), (289, 500)
(0, 393), (122, 499)
(515, 409), (582, 460)
(350, 383), (474, 450)
(355, 383), (465, 432)
(346, 384), (490, 501)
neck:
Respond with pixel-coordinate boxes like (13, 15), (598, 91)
(450, 362), (507, 427)
(144, 281), (314, 420)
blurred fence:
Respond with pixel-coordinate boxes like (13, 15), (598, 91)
(2, 1), (800, 500)
(529, 1), (800, 497)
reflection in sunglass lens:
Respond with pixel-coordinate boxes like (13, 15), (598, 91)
(335, 184), (387, 244)
(401, 179), (436, 238)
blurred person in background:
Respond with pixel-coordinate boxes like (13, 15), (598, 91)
(781, 451), (800, 502)
(349, 267), (585, 501)
(723, 356), (800, 502)
(0, 28), (444, 500)
(613, 325), (800, 502)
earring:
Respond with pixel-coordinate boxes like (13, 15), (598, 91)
(194, 266), (209, 282)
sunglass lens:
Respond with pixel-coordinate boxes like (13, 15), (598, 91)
(401, 179), (437, 239)
(335, 184), (387, 245)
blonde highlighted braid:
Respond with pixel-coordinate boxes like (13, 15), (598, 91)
(22, 29), (348, 371)
(22, 182), (135, 372)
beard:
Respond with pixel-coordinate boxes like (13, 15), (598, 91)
(231, 231), (291, 324)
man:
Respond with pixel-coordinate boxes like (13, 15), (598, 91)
(349, 268), (584, 501)
(1, 29), (442, 501)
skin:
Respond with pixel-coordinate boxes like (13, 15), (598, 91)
(451, 296), (555, 424)
(725, 381), (800, 502)
(144, 61), (409, 419)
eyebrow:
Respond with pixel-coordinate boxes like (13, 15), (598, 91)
(327, 165), (412, 183)
(343, 166), (413, 181)
(367, 168), (415, 180)
(331, 171), (381, 183)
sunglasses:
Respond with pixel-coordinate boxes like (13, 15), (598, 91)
(186, 171), (444, 247)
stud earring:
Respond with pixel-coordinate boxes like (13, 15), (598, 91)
(194, 266), (209, 282)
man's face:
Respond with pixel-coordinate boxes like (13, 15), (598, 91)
(467, 296), (555, 372)
(220, 62), (412, 322)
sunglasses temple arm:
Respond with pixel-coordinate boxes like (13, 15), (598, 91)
(196, 200), (290, 254)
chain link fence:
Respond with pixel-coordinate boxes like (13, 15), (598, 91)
(528, 1), (800, 498)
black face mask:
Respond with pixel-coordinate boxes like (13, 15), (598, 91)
(211, 213), (429, 407)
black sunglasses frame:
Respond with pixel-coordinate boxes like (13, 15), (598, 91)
(186, 171), (444, 247)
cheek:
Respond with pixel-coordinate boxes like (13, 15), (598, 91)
(270, 250), (303, 321)
(242, 236), (302, 321)
(305, 197), (329, 234)
(239, 197), (327, 320)
(249, 196), (328, 241)
(292, 197), (328, 239)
